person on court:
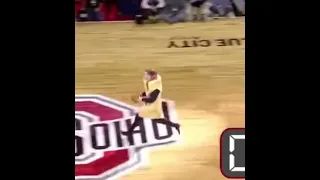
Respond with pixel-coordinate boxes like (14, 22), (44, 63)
(121, 69), (181, 136)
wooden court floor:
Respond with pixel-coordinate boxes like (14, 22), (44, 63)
(76, 19), (245, 180)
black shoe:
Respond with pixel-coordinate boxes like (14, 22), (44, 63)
(175, 124), (181, 134)
(135, 15), (144, 25)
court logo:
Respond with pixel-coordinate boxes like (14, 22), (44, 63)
(167, 37), (245, 48)
(75, 95), (180, 180)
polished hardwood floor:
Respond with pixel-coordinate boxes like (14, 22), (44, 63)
(76, 19), (245, 180)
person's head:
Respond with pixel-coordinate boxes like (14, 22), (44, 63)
(144, 69), (157, 81)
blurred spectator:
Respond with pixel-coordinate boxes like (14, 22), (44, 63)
(207, 0), (235, 18)
(159, 0), (188, 23)
(77, 8), (89, 21)
(135, 0), (166, 24)
(86, 0), (103, 21)
(75, 0), (244, 22)
(231, 0), (245, 15)
(189, 0), (207, 21)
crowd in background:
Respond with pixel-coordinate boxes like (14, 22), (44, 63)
(75, 0), (245, 24)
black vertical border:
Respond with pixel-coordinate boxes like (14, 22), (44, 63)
(2, 1), (75, 179)
(246, 0), (268, 179)
(246, 0), (297, 180)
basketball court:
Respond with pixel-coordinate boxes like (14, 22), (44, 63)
(76, 19), (245, 180)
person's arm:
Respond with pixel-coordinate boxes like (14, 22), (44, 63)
(141, 89), (160, 103)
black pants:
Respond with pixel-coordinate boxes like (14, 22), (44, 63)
(124, 101), (180, 134)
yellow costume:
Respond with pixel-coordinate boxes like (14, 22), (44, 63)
(139, 74), (163, 119)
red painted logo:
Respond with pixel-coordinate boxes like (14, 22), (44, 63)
(75, 95), (180, 180)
